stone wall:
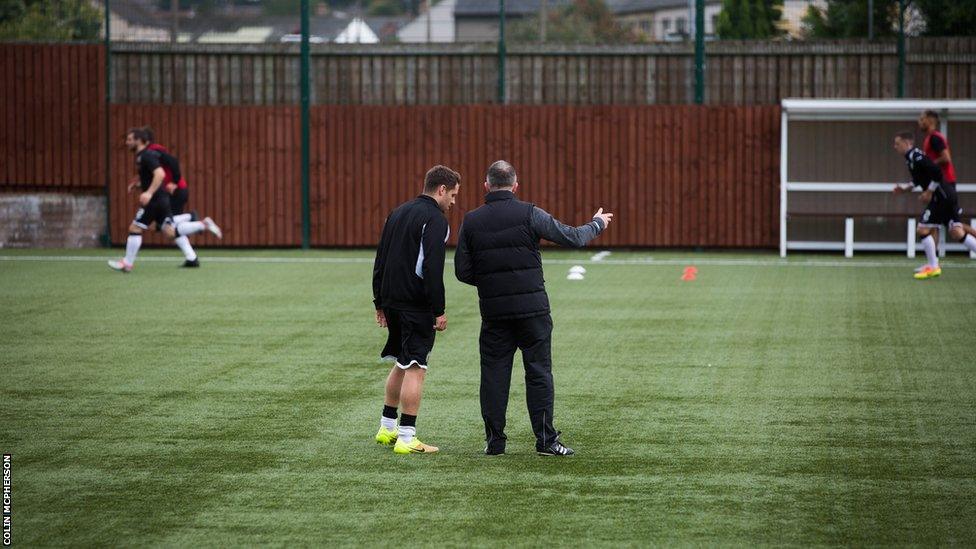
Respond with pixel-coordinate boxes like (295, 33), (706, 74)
(0, 193), (107, 248)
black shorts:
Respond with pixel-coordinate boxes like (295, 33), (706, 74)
(133, 193), (173, 231)
(380, 308), (436, 369)
(920, 193), (963, 228)
(170, 187), (189, 215)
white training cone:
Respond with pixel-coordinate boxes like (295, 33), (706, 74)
(569, 265), (586, 275)
(567, 272), (585, 281)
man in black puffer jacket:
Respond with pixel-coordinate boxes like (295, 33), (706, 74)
(455, 160), (613, 456)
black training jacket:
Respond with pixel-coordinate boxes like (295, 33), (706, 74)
(905, 146), (956, 201)
(372, 195), (450, 316)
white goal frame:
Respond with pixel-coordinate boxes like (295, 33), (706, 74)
(780, 99), (976, 257)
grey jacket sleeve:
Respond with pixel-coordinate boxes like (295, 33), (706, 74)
(530, 206), (605, 248)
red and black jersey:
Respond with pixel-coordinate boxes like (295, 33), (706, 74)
(923, 131), (957, 184)
(147, 143), (187, 189)
(135, 148), (167, 193)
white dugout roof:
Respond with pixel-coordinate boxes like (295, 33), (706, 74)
(782, 99), (976, 121)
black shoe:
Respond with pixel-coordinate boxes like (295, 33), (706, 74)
(537, 440), (574, 456)
(485, 445), (505, 456)
(181, 259), (200, 268)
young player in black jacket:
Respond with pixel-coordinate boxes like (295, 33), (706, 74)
(372, 165), (461, 454)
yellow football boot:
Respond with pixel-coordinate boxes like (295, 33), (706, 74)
(393, 438), (439, 454)
(375, 426), (398, 446)
(913, 266), (942, 280)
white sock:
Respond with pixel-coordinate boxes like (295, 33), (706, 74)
(173, 213), (192, 224)
(963, 234), (976, 254)
(124, 234), (142, 265)
(922, 235), (939, 267)
(380, 416), (397, 431)
(176, 221), (206, 236)
(174, 235), (197, 261)
(398, 425), (415, 443)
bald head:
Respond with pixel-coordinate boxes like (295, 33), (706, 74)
(486, 160), (517, 189)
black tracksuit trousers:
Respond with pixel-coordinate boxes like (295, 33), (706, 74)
(479, 314), (558, 453)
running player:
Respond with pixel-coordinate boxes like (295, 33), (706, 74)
(147, 142), (193, 222)
(892, 131), (976, 279)
(122, 128), (220, 267)
(919, 110), (956, 186)
(919, 110), (976, 245)
(125, 130), (196, 221)
(109, 128), (222, 273)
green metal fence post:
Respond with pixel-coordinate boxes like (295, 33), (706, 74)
(694, 0), (704, 105)
(103, 0), (112, 247)
(868, 0), (874, 40)
(897, 0), (905, 98)
(497, 0), (506, 104)
(300, 0), (311, 249)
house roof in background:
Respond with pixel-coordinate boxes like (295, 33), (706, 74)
(453, 0), (572, 17)
(607, 0), (720, 16)
(453, 0), (719, 17)
(106, 1), (408, 43)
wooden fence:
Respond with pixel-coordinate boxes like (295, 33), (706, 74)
(109, 38), (976, 106)
(6, 41), (880, 248)
(109, 104), (303, 247)
(108, 104), (780, 248)
(0, 44), (106, 189)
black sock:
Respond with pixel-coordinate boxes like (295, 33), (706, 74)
(382, 405), (398, 420)
(400, 413), (417, 428)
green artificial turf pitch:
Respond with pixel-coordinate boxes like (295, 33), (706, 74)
(1, 249), (975, 546)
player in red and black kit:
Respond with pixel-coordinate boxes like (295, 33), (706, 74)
(892, 131), (976, 280)
(145, 142), (191, 219)
(109, 127), (222, 272)
(135, 139), (217, 238)
(917, 112), (976, 260)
